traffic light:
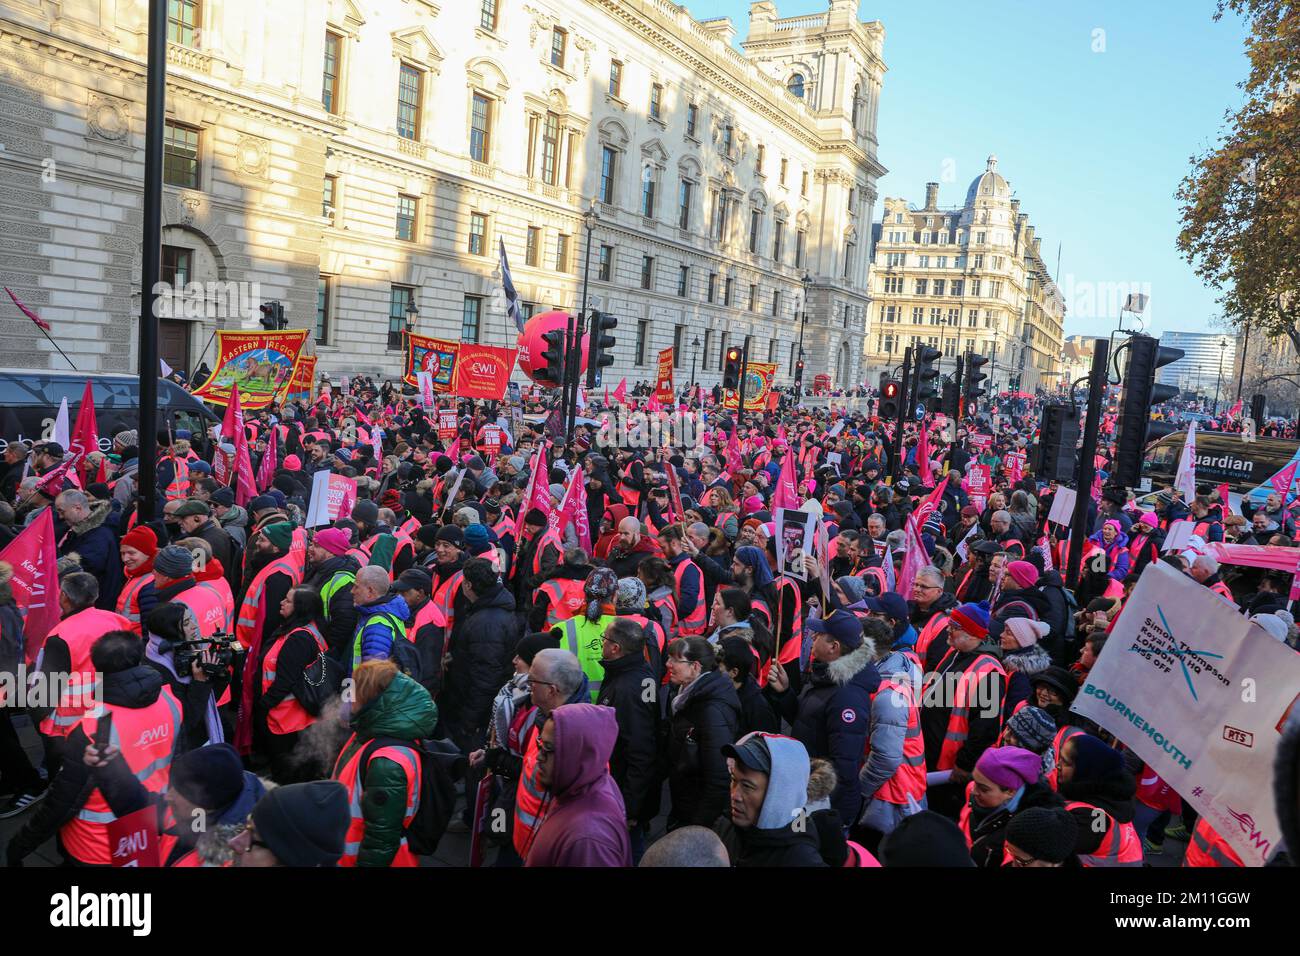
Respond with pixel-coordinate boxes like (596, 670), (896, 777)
(1109, 334), (1184, 489)
(915, 346), (941, 404)
(941, 379), (960, 420)
(879, 379), (901, 420)
(1251, 393), (1266, 425)
(585, 311), (618, 387)
(536, 328), (567, 388)
(1033, 402), (1081, 482)
(963, 353), (989, 417)
(723, 346), (743, 391)
(259, 301), (285, 331)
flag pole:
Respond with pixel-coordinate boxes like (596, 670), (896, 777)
(37, 324), (79, 371)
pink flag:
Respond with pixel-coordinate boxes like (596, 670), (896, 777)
(4, 286), (51, 331)
(772, 450), (800, 512)
(916, 421), (933, 485)
(665, 459), (685, 522)
(256, 424), (278, 493)
(1217, 482), (1233, 517)
(222, 385), (258, 507)
(726, 428), (744, 475)
(0, 509), (60, 669)
(1228, 398), (1243, 419)
(646, 394), (661, 412)
(69, 380), (99, 484)
(549, 469), (592, 552)
(612, 377), (627, 405)
(898, 476), (950, 597)
(1269, 459), (1298, 500)
(521, 442), (553, 525)
(35, 454), (80, 498)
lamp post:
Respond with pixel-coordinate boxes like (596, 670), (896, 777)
(1214, 337), (1227, 415)
(690, 335), (701, 406)
(1195, 364), (1203, 402)
(405, 299), (418, 335)
(794, 271), (812, 397)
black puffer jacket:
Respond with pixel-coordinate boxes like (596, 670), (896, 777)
(440, 583), (519, 746)
(666, 669), (741, 828)
(305, 554), (361, 660)
(1032, 570), (1072, 664)
(596, 651), (660, 823)
(1060, 769), (1138, 857)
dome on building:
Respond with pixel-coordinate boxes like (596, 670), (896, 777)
(965, 155), (1011, 206)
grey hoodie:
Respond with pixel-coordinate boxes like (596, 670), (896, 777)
(218, 505), (249, 548)
(757, 734), (811, 830)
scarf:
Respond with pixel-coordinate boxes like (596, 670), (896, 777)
(670, 670), (708, 716)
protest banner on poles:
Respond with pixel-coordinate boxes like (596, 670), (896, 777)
(655, 348), (675, 404)
(190, 330), (308, 410)
(280, 354), (316, 405)
(403, 333), (460, 390)
(722, 362), (777, 411)
(1071, 559), (1300, 866)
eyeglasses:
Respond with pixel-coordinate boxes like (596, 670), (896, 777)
(530, 679), (558, 691)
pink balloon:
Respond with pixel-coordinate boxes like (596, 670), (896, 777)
(516, 310), (590, 389)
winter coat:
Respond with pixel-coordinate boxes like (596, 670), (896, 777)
(1060, 767), (1138, 857)
(525, 704), (632, 867)
(60, 498), (124, 611)
(769, 640), (881, 826)
(441, 583), (519, 744)
(1087, 531), (1131, 581)
(218, 505), (249, 549)
(666, 668), (742, 828)
(712, 730), (825, 867)
(1001, 643), (1053, 720)
(920, 646), (1006, 774)
(735, 675), (780, 736)
(333, 671), (438, 866)
(6, 665), (165, 863)
(350, 593), (410, 670)
(1032, 570), (1072, 663)
(596, 651), (661, 823)
(965, 778), (1064, 867)
(859, 650), (921, 803)
(306, 554), (361, 660)
(190, 518), (234, 581)
(606, 534), (664, 580)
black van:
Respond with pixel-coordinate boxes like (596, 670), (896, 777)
(1142, 429), (1300, 506)
(0, 369), (220, 454)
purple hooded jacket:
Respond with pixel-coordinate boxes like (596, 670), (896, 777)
(524, 703), (632, 867)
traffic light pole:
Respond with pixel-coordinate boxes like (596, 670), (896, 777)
(891, 347), (912, 484)
(1065, 338), (1109, 590)
(737, 341), (750, 422)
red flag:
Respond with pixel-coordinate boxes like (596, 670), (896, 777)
(604, 384), (610, 406)
(917, 420), (933, 485)
(1228, 398), (1243, 419)
(222, 386), (257, 507)
(35, 454), (79, 498)
(69, 380), (99, 485)
(1217, 482), (1232, 517)
(256, 424), (278, 493)
(665, 459), (684, 522)
(0, 509), (60, 669)
(4, 286), (51, 331)
(1269, 459), (1298, 501)
(549, 468), (592, 552)
(521, 441), (553, 526)
(93, 456), (108, 485)
(772, 449), (800, 512)
(612, 377), (627, 405)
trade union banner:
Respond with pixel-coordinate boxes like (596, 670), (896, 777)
(455, 344), (518, 401)
(190, 330), (309, 410)
(280, 354), (316, 405)
(403, 332), (460, 391)
(1071, 559), (1300, 866)
(722, 361), (777, 411)
(655, 348), (675, 404)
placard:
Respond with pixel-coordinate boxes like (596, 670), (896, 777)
(305, 470), (357, 527)
(655, 348), (675, 404)
(1047, 487), (1077, 526)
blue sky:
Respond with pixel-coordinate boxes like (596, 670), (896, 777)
(683, 0), (1252, 340)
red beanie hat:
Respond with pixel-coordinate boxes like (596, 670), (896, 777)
(121, 525), (159, 558)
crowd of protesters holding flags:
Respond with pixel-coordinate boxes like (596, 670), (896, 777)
(0, 371), (1297, 870)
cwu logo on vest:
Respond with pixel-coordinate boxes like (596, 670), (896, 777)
(134, 724), (170, 748)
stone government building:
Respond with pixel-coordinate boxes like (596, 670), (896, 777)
(0, 0), (886, 389)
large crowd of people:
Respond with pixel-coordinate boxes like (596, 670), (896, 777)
(0, 377), (1297, 869)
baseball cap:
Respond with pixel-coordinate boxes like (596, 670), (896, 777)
(393, 568), (434, 594)
(721, 732), (773, 775)
(863, 591), (910, 622)
(804, 609), (864, 650)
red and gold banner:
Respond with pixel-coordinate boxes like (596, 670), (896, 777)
(190, 330), (309, 410)
(280, 354), (317, 405)
(403, 332), (460, 390)
(722, 361), (778, 411)
(455, 343), (518, 401)
(655, 348), (675, 404)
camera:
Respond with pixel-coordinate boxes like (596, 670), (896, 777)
(173, 630), (241, 678)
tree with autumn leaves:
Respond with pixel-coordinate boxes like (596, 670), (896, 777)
(1178, 1), (1300, 369)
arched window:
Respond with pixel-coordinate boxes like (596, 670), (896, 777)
(787, 73), (805, 98)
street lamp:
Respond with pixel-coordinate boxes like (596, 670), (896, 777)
(1195, 363), (1203, 401)
(795, 271), (812, 397)
(690, 335), (701, 405)
(404, 299), (418, 334)
(1215, 337), (1228, 415)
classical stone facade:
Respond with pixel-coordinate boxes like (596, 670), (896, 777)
(0, 0), (885, 388)
(865, 157), (1065, 394)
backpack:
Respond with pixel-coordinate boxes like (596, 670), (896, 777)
(358, 735), (465, 857)
(375, 611), (425, 686)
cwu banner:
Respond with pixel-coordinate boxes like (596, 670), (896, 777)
(722, 361), (778, 411)
(403, 332), (460, 391)
(190, 330), (308, 410)
(1071, 559), (1300, 866)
